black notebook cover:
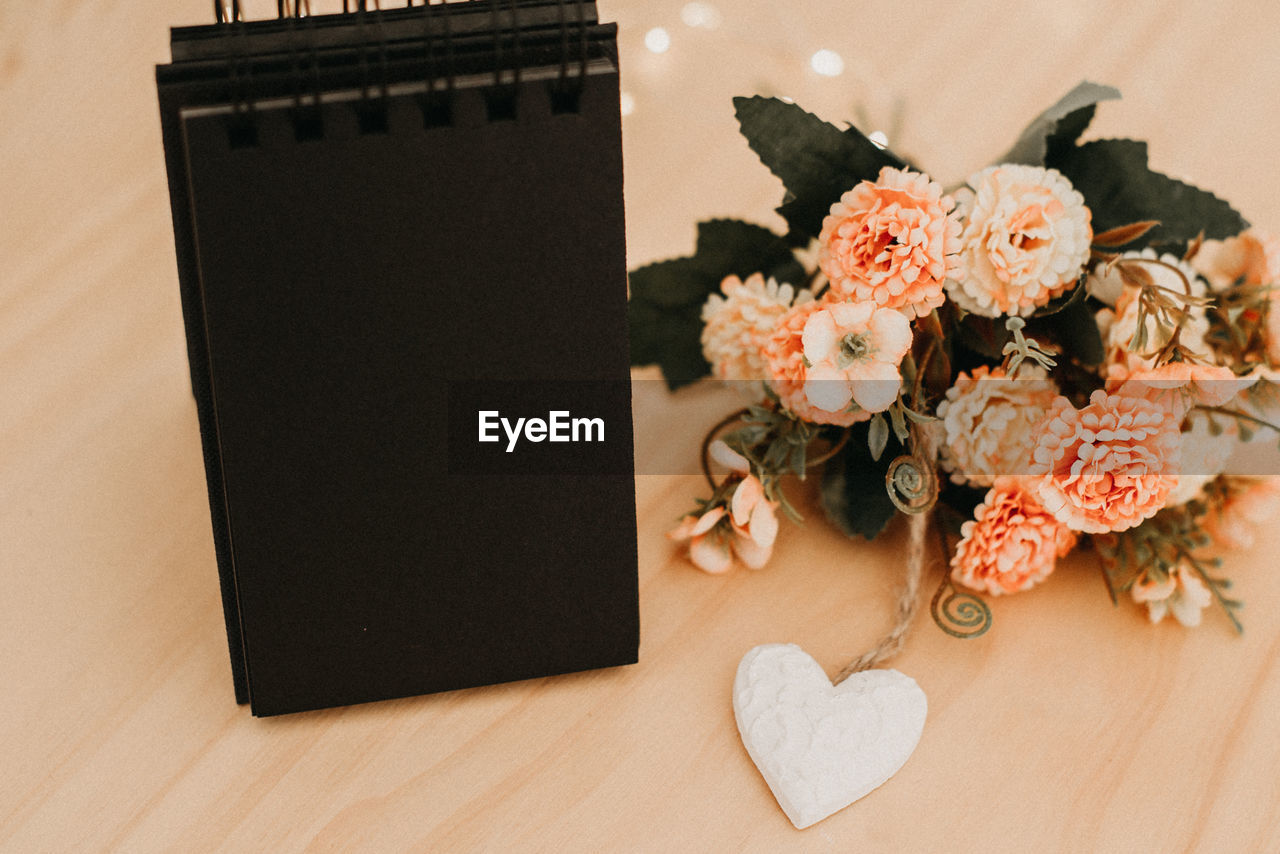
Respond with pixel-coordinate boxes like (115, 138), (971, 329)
(157, 2), (637, 716)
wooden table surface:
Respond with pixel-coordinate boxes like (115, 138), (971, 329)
(4, 1), (1280, 850)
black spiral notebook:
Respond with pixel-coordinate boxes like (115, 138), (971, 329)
(156, 0), (637, 716)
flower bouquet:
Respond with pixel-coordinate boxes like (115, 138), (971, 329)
(630, 82), (1280, 634)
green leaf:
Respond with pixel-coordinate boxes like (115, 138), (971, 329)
(1030, 272), (1088, 318)
(868, 413), (889, 461)
(1048, 138), (1248, 247)
(820, 421), (902, 540)
(628, 219), (803, 389)
(733, 96), (906, 242)
(1029, 295), (1104, 366)
(693, 219), (807, 285)
(954, 314), (1013, 361)
(997, 81), (1121, 166)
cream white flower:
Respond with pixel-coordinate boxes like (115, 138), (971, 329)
(1096, 250), (1212, 377)
(701, 274), (811, 383)
(1131, 563), (1212, 627)
(946, 164), (1092, 317)
(936, 364), (1059, 487)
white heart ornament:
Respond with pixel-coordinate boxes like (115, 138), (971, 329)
(733, 643), (927, 829)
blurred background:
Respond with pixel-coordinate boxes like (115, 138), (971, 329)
(4, 0), (1280, 288)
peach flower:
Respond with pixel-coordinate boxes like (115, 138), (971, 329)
(762, 301), (867, 425)
(1030, 390), (1180, 533)
(947, 164), (1092, 317)
(1112, 361), (1248, 423)
(950, 477), (1078, 595)
(1194, 229), (1280, 367)
(817, 166), (961, 319)
(1131, 563), (1212, 627)
(797, 301), (912, 415)
(1203, 477), (1280, 550)
(701, 274), (812, 383)
(1192, 228), (1280, 291)
(668, 505), (734, 574)
(668, 443), (779, 572)
(936, 364), (1059, 487)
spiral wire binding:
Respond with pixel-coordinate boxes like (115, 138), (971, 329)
(213, 0), (242, 24)
(210, 0), (595, 140)
(217, 1), (257, 147)
(351, 0), (392, 131)
(551, 0), (588, 113)
(420, 0), (456, 127)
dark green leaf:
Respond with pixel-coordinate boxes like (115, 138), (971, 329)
(1044, 105), (1099, 163)
(628, 219), (802, 389)
(1030, 272), (1088, 318)
(1030, 294), (1104, 366)
(997, 81), (1120, 166)
(733, 96), (906, 242)
(1048, 138), (1248, 247)
(954, 314), (1013, 361)
(693, 219), (807, 285)
(820, 421), (902, 541)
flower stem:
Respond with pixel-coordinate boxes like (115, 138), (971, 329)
(1194, 406), (1280, 435)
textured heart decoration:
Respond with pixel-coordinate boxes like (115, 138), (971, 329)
(733, 643), (928, 829)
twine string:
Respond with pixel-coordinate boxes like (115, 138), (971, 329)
(832, 509), (930, 683)
(832, 424), (938, 683)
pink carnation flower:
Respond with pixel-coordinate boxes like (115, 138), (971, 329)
(936, 364), (1059, 487)
(951, 477), (1078, 595)
(798, 301), (912, 415)
(701, 273), (811, 382)
(947, 164), (1092, 317)
(1030, 390), (1180, 534)
(817, 167), (961, 319)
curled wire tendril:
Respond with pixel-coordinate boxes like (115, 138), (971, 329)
(929, 523), (991, 638)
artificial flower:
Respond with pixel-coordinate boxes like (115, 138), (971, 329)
(936, 364), (1059, 487)
(1131, 563), (1212, 627)
(1112, 360), (1247, 423)
(1203, 477), (1280, 550)
(1095, 250), (1212, 376)
(727, 472), (780, 569)
(1194, 229), (1280, 368)
(798, 301), (912, 414)
(667, 506), (733, 574)
(1192, 228), (1280, 291)
(701, 273), (812, 383)
(946, 164), (1092, 317)
(1030, 390), (1180, 534)
(762, 300), (868, 425)
(950, 477), (1077, 595)
(668, 442), (779, 572)
(817, 166), (961, 319)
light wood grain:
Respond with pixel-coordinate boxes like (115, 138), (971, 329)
(3, 1), (1280, 851)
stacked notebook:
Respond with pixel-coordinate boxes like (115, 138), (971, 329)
(156, 0), (637, 716)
